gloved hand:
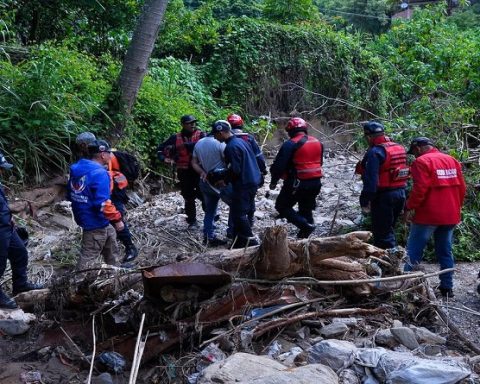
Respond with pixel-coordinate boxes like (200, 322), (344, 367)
(269, 182), (277, 190)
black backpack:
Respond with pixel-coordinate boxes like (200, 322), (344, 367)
(113, 151), (140, 183)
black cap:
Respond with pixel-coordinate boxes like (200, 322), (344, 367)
(88, 139), (112, 155)
(0, 152), (13, 170)
(363, 121), (385, 135)
(180, 115), (197, 124)
(407, 137), (435, 154)
(210, 120), (231, 135)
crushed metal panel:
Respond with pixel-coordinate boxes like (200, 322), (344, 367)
(142, 262), (232, 300)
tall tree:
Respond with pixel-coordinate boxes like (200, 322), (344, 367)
(116, 0), (169, 135)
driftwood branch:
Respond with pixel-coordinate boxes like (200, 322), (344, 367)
(253, 307), (388, 338)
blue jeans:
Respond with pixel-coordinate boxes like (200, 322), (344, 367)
(199, 180), (233, 239)
(405, 224), (455, 289)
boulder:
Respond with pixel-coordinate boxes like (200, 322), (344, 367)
(410, 326), (446, 345)
(375, 329), (399, 348)
(320, 322), (349, 339)
(198, 353), (338, 384)
(390, 327), (420, 350)
(308, 340), (357, 371)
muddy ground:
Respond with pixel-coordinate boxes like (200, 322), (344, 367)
(1, 134), (480, 383)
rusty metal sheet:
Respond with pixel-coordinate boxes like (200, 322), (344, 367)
(142, 263), (232, 300)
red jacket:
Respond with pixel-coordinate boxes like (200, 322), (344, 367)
(406, 148), (466, 225)
(291, 134), (323, 180)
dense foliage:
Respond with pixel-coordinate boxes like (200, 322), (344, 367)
(1, 1), (480, 257)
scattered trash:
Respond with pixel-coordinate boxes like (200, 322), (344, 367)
(97, 351), (126, 373)
(20, 371), (42, 384)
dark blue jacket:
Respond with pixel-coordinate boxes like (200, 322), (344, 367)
(68, 159), (112, 231)
(360, 145), (386, 207)
(0, 185), (12, 259)
(234, 132), (267, 174)
(224, 135), (261, 188)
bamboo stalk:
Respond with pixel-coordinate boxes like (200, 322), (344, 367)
(86, 315), (96, 384)
(129, 313), (146, 384)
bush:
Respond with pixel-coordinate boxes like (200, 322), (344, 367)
(0, 44), (112, 182)
(122, 57), (225, 167)
(204, 18), (387, 120)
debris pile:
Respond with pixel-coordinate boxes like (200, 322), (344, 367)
(6, 226), (479, 383)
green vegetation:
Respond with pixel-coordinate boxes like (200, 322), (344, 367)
(1, 1), (480, 257)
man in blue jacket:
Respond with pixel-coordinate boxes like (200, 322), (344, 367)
(68, 140), (123, 270)
(212, 120), (261, 248)
(0, 152), (43, 309)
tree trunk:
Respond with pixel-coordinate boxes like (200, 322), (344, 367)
(116, 0), (169, 135)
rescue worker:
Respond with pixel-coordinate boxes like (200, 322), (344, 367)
(75, 133), (138, 263)
(404, 137), (466, 298)
(191, 134), (230, 246)
(356, 121), (408, 249)
(270, 117), (323, 238)
(0, 152), (43, 309)
(227, 114), (267, 177)
(157, 115), (206, 228)
(211, 120), (261, 248)
(227, 113), (267, 234)
(68, 140), (123, 270)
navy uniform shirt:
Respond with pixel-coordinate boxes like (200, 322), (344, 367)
(224, 135), (261, 188)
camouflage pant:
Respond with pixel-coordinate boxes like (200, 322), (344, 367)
(77, 225), (119, 270)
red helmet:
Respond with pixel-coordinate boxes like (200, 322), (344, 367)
(227, 113), (244, 128)
(286, 117), (308, 131)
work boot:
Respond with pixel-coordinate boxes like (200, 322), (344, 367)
(12, 282), (44, 297)
(203, 237), (228, 247)
(297, 223), (316, 239)
(231, 237), (259, 249)
(0, 290), (17, 309)
(123, 245), (138, 263)
(187, 220), (200, 230)
(439, 287), (454, 298)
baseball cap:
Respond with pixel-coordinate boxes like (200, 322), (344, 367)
(0, 152), (13, 170)
(88, 139), (112, 155)
(180, 115), (197, 124)
(407, 137), (435, 154)
(363, 121), (385, 135)
(76, 132), (97, 145)
(210, 120), (231, 135)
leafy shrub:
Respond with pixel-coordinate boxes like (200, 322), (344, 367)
(204, 18), (387, 120)
(122, 57), (224, 167)
(0, 44), (111, 182)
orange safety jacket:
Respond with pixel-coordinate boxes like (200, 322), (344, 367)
(175, 130), (202, 170)
(356, 136), (409, 189)
(290, 134), (323, 180)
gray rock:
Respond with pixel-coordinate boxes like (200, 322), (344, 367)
(0, 319), (31, 335)
(390, 327), (420, 350)
(308, 339), (357, 371)
(249, 364), (338, 384)
(422, 345), (443, 356)
(198, 352), (338, 384)
(375, 329), (399, 348)
(320, 322), (349, 338)
(91, 373), (113, 384)
(339, 369), (360, 384)
(393, 320), (403, 328)
(331, 317), (359, 327)
(410, 326), (447, 345)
